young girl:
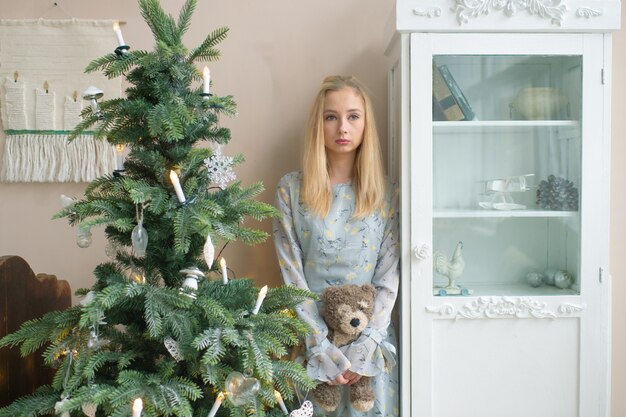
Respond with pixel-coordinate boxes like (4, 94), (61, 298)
(273, 75), (399, 416)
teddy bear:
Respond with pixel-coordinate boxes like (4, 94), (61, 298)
(311, 283), (377, 413)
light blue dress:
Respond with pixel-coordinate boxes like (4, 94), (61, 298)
(273, 171), (400, 417)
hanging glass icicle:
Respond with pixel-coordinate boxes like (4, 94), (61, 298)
(131, 203), (148, 257)
(203, 232), (215, 270)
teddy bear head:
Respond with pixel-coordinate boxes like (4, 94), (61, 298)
(322, 284), (376, 339)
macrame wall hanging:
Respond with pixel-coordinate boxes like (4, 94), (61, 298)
(0, 19), (122, 182)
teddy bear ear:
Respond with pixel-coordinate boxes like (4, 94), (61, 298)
(322, 285), (339, 303)
(362, 284), (376, 300)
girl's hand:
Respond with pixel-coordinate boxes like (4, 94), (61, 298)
(343, 370), (362, 385)
(328, 373), (350, 385)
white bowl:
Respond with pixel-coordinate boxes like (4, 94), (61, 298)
(511, 87), (569, 120)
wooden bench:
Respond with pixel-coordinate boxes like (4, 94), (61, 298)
(0, 255), (71, 407)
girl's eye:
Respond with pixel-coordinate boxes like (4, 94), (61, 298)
(325, 115), (337, 121)
(348, 114), (360, 121)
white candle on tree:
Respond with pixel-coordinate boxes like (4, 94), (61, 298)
(207, 392), (224, 417)
(113, 22), (126, 46)
(132, 398), (142, 417)
(274, 390), (288, 415)
(115, 144), (125, 171)
(169, 170), (186, 203)
(252, 285), (268, 315)
(202, 66), (211, 95)
(220, 257), (228, 284)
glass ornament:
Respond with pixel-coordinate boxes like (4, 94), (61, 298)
(129, 265), (145, 284)
(225, 371), (260, 406)
(76, 227), (92, 248)
(131, 222), (149, 257)
(87, 329), (99, 349)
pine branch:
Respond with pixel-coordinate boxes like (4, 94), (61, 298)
(0, 385), (58, 417)
(188, 27), (229, 63)
(176, 0), (196, 38)
(139, 0), (178, 45)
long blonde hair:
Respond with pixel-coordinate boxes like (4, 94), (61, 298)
(301, 75), (385, 218)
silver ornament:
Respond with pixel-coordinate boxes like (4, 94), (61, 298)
(554, 270), (573, 289)
(526, 272), (544, 288)
(164, 337), (183, 361)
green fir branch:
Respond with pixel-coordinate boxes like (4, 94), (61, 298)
(176, 0), (196, 38)
(188, 27), (229, 63)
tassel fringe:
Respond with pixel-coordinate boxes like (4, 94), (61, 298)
(0, 133), (115, 182)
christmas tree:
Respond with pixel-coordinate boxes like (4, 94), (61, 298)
(0, 0), (315, 416)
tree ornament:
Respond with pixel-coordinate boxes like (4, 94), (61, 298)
(76, 226), (92, 248)
(82, 86), (104, 118)
(80, 291), (96, 306)
(60, 194), (76, 209)
(225, 371), (260, 406)
(203, 232), (215, 269)
(179, 267), (205, 298)
(87, 329), (100, 349)
(54, 397), (70, 417)
(81, 403), (97, 417)
(131, 222), (148, 257)
(289, 401), (313, 417)
(164, 337), (183, 361)
(129, 264), (146, 284)
(132, 204), (149, 257)
(204, 146), (236, 190)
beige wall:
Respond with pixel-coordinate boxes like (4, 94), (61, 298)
(0, 1), (624, 415)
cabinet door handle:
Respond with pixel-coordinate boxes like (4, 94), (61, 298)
(413, 243), (431, 260)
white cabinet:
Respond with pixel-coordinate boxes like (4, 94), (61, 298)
(385, 5), (619, 417)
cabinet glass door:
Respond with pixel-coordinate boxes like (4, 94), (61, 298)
(431, 55), (582, 296)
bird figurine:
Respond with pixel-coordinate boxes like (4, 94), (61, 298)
(433, 241), (465, 291)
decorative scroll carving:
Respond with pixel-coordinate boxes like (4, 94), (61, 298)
(576, 7), (603, 18)
(425, 304), (455, 316)
(424, 296), (586, 319)
(413, 7), (442, 18)
(454, 0), (567, 26)
(558, 302), (586, 314)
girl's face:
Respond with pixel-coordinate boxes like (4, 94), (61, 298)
(323, 87), (365, 157)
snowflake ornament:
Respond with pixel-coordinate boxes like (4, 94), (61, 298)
(204, 147), (236, 190)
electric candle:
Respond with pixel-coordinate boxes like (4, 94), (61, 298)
(207, 392), (224, 417)
(220, 257), (228, 284)
(115, 144), (125, 171)
(113, 22), (126, 46)
(252, 285), (268, 315)
(202, 66), (211, 95)
(274, 390), (288, 415)
(169, 170), (186, 203)
(132, 398), (142, 417)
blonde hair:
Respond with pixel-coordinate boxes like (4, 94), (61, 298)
(301, 75), (385, 218)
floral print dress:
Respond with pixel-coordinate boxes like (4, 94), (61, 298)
(273, 171), (400, 417)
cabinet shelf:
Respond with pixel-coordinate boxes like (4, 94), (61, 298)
(433, 283), (579, 297)
(433, 209), (578, 219)
(433, 120), (580, 134)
